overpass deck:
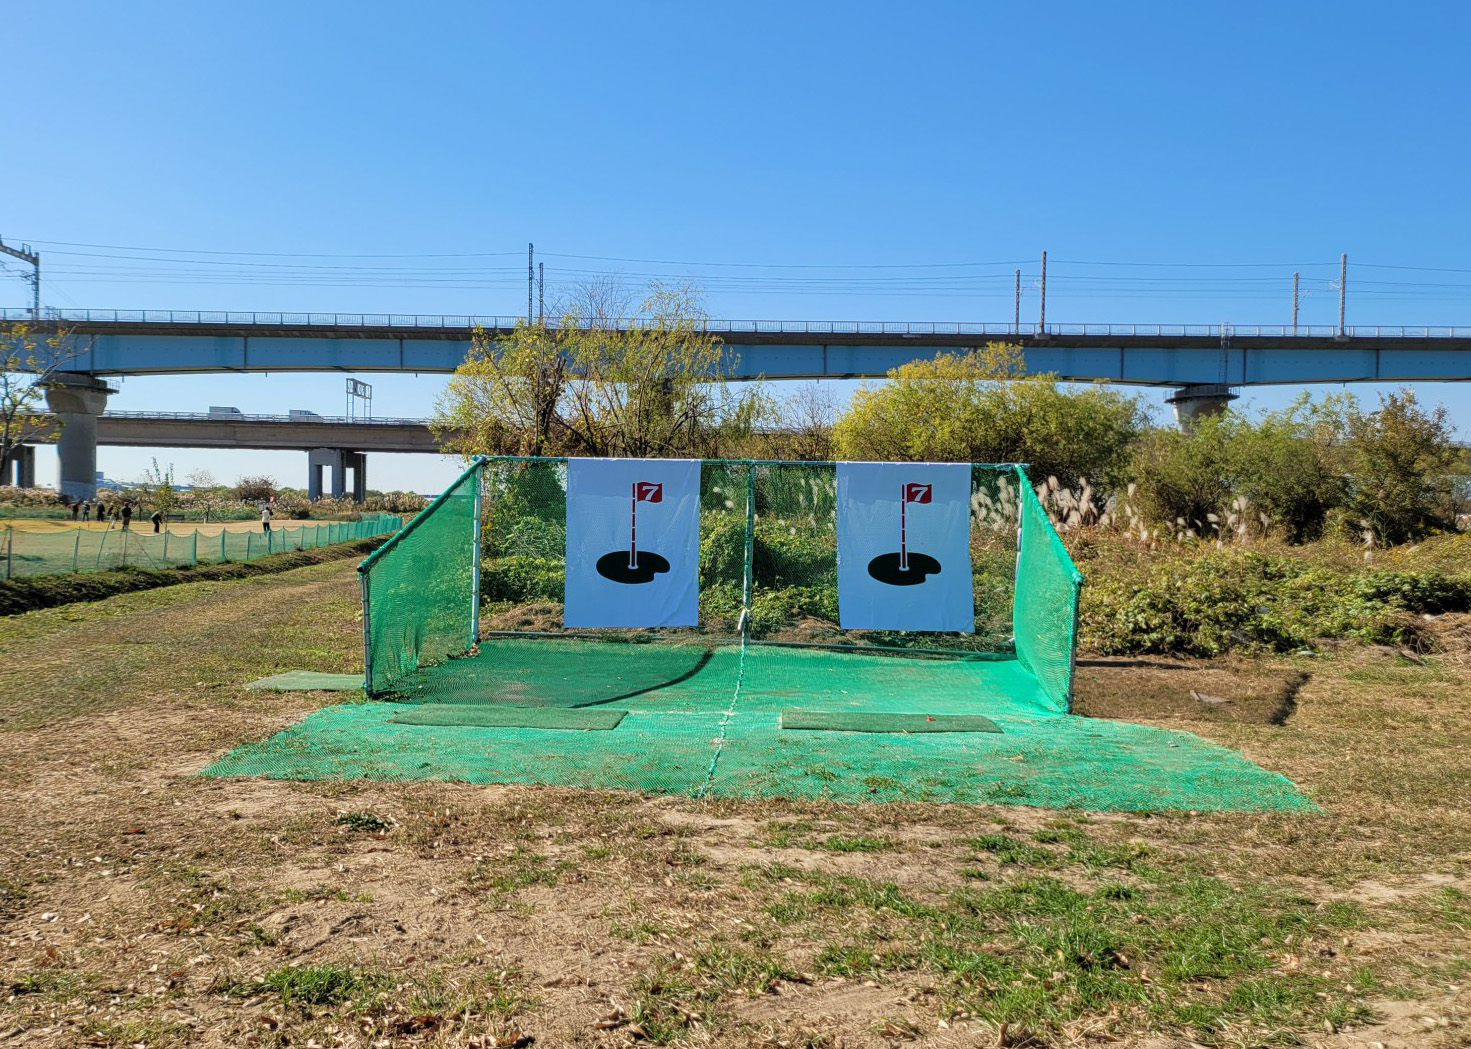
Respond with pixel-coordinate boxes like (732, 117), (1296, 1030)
(9, 309), (1471, 385)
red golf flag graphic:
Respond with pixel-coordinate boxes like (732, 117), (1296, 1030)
(898, 481), (934, 570)
(627, 481), (665, 569)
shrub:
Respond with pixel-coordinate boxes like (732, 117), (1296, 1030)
(234, 476), (277, 502)
(480, 555), (563, 603)
(1078, 550), (1468, 656)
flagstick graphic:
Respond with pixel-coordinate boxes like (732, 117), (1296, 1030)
(597, 479), (670, 585)
(867, 481), (940, 587)
(899, 483), (909, 572)
(629, 482), (639, 569)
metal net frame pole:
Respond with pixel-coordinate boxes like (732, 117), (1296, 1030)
(470, 461), (484, 647)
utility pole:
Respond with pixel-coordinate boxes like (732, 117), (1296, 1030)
(0, 237), (40, 320)
(527, 242), (535, 325)
(1038, 251), (1047, 333)
(538, 262), (545, 323)
(1013, 269), (1021, 334)
(1292, 271), (1299, 335)
(1338, 253), (1347, 337)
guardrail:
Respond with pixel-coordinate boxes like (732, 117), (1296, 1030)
(4, 307), (1471, 340)
(98, 410), (429, 425)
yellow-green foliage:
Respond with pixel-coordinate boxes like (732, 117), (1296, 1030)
(832, 344), (1147, 487)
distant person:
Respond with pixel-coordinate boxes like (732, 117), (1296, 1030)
(151, 509), (163, 534)
(81, 502), (90, 522)
(70, 501), (79, 521)
(120, 501), (133, 531)
(261, 504), (273, 534)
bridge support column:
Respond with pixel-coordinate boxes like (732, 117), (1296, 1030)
(307, 448), (367, 502)
(1166, 384), (1238, 431)
(45, 375), (112, 501)
(2, 446), (36, 488)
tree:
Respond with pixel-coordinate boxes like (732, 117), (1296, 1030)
(1340, 390), (1459, 544)
(759, 382), (841, 461)
(434, 282), (768, 460)
(0, 323), (73, 487)
(235, 475), (277, 502)
(1130, 396), (1348, 542)
(831, 343), (1148, 487)
(137, 459), (178, 515)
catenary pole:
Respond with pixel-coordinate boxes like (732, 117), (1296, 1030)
(1039, 251), (1047, 333)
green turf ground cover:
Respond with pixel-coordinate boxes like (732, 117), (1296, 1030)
(206, 641), (1315, 812)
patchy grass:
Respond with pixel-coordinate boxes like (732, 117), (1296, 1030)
(333, 810), (394, 833)
(0, 556), (1468, 1047)
(258, 962), (390, 1006)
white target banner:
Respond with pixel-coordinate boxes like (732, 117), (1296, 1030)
(835, 462), (974, 632)
(564, 458), (701, 628)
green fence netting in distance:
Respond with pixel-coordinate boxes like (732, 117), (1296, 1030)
(2, 516), (402, 581)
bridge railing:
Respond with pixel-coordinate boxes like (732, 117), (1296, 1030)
(97, 410), (429, 425)
(5, 307), (1471, 340)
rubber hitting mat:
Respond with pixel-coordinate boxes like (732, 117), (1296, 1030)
(781, 709), (1001, 733)
(388, 705), (628, 730)
(245, 671), (364, 692)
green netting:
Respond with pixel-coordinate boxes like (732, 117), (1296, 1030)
(1013, 468), (1084, 713)
(2, 517), (401, 581)
(203, 640), (1315, 812)
(360, 461), (482, 694)
(213, 457), (1310, 811)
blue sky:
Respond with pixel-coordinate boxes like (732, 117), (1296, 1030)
(4, 0), (1471, 492)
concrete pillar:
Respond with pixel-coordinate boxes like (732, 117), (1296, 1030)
(44, 375), (112, 502)
(306, 449), (366, 501)
(308, 447), (345, 499)
(347, 451), (367, 502)
(1166, 384), (1238, 431)
(14, 446), (35, 488)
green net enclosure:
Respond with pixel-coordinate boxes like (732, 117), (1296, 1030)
(207, 461), (1310, 811)
(358, 462), (482, 693)
(359, 458), (1082, 716)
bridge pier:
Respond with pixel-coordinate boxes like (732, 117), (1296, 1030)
(45, 375), (113, 501)
(1, 445), (36, 488)
(307, 448), (367, 502)
(1166, 383), (1238, 431)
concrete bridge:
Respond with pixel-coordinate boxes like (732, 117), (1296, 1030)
(11, 308), (1471, 499)
(4, 411), (437, 500)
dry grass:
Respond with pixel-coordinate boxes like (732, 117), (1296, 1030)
(0, 560), (1468, 1047)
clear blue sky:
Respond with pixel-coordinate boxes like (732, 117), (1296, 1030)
(5, 0), (1471, 492)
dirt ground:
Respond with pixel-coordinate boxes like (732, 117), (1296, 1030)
(1, 561), (1468, 1048)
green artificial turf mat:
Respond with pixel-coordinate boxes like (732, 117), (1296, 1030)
(246, 670), (364, 692)
(782, 709), (1001, 733)
(388, 704), (627, 730)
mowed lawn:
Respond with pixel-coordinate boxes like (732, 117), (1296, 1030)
(0, 560), (1467, 1048)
